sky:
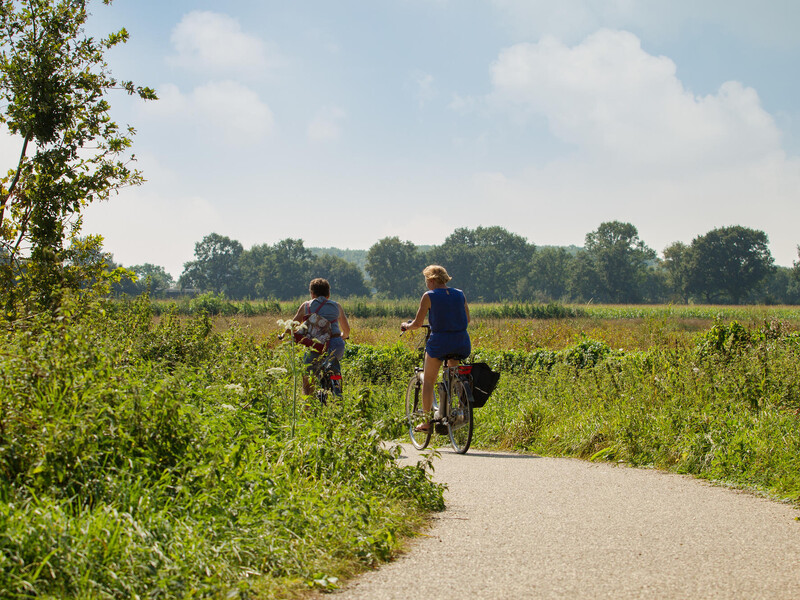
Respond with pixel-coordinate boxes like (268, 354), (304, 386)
(7, 0), (800, 278)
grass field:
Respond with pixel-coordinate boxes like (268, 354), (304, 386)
(3, 298), (798, 598)
(207, 302), (800, 352)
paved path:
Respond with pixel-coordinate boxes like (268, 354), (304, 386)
(333, 444), (800, 599)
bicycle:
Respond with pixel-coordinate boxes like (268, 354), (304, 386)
(309, 353), (343, 405)
(278, 333), (343, 404)
(403, 324), (474, 454)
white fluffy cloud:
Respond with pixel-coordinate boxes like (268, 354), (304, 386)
(490, 29), (782, 174)
(478, 28), (800, 265)
(193, 81), (274, 143)
(142, 81), (274, 145)
(168, 11), (274, 75)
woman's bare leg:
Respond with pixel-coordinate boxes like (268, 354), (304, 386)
(422, 353), (443, 414)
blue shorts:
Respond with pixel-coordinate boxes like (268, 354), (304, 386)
(426, 331), (471, 360)
(304, 336), (345, 371)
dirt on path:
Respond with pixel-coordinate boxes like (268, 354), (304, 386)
(333, 444), (800, 600)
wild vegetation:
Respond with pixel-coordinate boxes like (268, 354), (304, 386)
(3, 296), (800, 598)
(0, 294), (444, 599)
(1, 3), (797, 598)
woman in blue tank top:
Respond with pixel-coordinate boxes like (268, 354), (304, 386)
(400, 265), (471, 432)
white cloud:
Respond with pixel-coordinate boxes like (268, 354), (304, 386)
(490, 29), (782, 174)
(306, 106), (346, 142)
(168, 11), (276, 75)
(193, 81), (274, 143)
(141, 81), (274, 145)
(473, 28), (800, 265)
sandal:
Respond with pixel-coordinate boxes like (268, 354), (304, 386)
(414, 422), (431, 432)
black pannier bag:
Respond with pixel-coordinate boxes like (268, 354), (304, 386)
(468, 362), (500, 408)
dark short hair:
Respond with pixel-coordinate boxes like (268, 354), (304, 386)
(309, 278), (330, 297)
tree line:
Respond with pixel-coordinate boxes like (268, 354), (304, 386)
(128, 222), (800, 305)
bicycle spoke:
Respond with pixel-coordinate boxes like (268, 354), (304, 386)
(406, 374), (431, 450)
(447, 378), (473, 454)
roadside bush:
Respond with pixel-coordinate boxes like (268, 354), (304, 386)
(344, 342), (418, 384)
(0, 298), (443, 599)
(471, 320), (800, 503)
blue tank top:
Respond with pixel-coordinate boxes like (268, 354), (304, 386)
(306, 297), (342, 336)
(427, 288), (468, 333)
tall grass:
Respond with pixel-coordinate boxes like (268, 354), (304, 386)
(148, 293), (800, 321)
(0, 295), (443, 599)
(473, 321), (800, 503)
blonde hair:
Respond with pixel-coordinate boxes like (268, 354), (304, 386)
(423, 264), (452, 284)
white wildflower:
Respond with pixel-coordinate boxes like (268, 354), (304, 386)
(277, 319), (301, 332)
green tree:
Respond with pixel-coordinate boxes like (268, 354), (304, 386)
(365, 236), (423, 298)
(128, 263), (174, 296)
(520, 246), (575, 301)
(791, 247), (800, 302)
(238, 238), (315, 300)
(757, 266), (800, 305)
(270, 238), (313, 299)
(180, 233), (243, 296)
(239, 242), (277, 299)
(310, 253), (369, 298)
(584, 221), (656, 303)
(662, 241), (692, 303)
(0, 0), (155, 313)
(428, 226), (534, 302)
(568, 251), (602, 302)
(687, 226), (775, 304)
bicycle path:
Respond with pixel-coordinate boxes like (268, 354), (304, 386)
(332, 444), (800, 599)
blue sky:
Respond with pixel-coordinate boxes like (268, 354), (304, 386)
(25, 0), (800, 277)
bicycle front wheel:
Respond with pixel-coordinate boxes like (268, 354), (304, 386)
(406, 374), (431, 450)
(447, 378), (473, 454)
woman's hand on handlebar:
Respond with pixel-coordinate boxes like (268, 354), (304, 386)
(400, 320), (413, 332)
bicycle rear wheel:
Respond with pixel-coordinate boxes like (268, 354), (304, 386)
(447, 378), (473, 454)
(406, 374), (431, 450)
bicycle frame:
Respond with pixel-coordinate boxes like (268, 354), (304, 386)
(311, 353), (342, 404)
(404, 324), (474, 453)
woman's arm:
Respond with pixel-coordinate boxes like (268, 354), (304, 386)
(339, 305), (351, 339)
(290, 302), (306, 325)
(401, 293), (431, 331)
